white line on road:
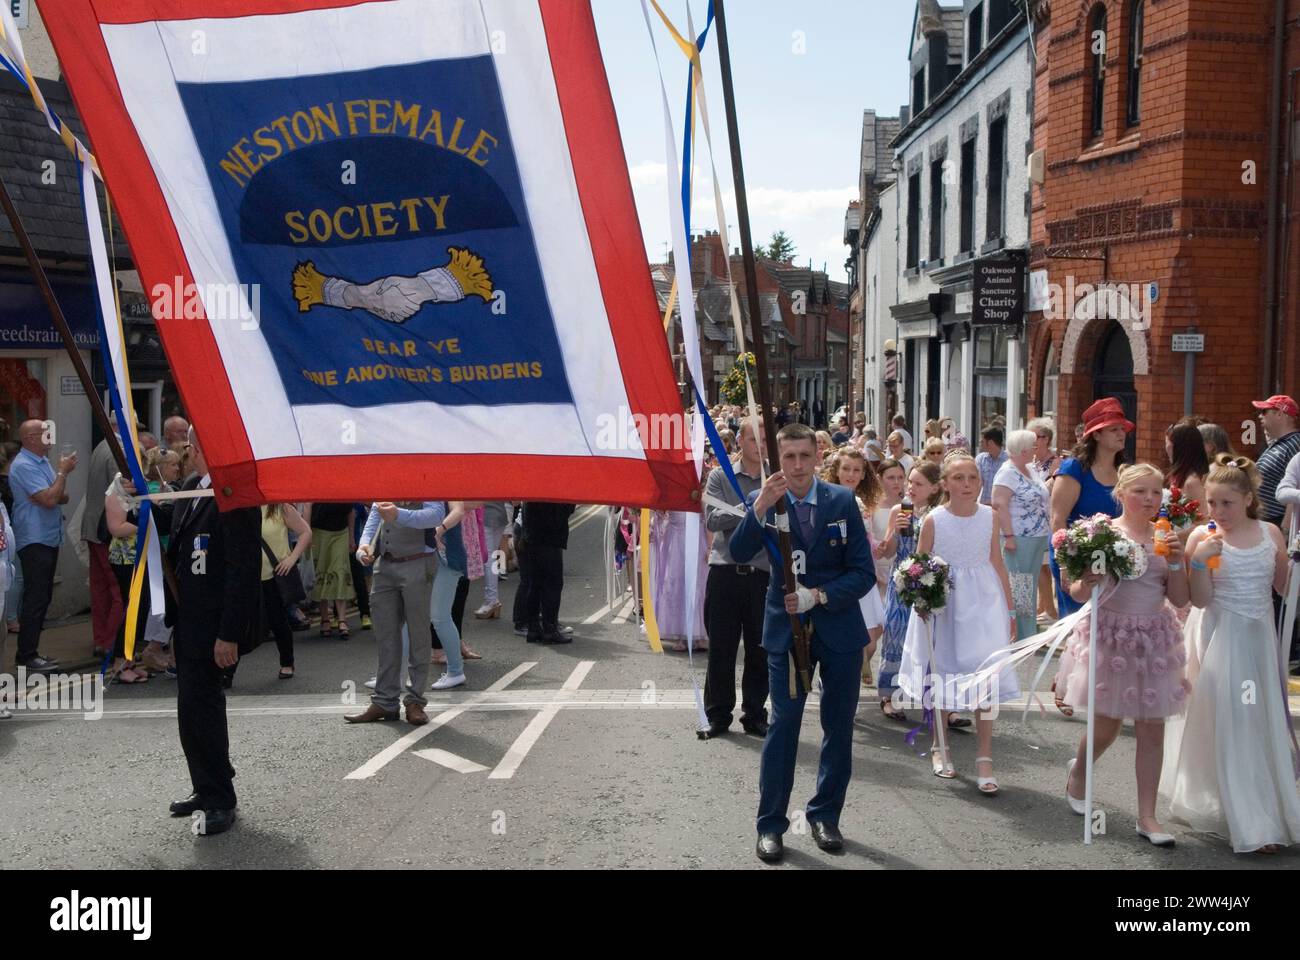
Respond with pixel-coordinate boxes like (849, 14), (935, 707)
(582, 599), (616, 624)
(412, 748), (490, 774)
(610, 597), (637, 625)
(344, 661), (536, 781)
(488, 661), (594, 780)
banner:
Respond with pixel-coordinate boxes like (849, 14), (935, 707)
(39, 0), (699, 510)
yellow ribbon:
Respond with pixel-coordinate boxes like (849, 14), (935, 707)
(640, 509), (663, 653)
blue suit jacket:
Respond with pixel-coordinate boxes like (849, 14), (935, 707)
(728, 480), (874, 655)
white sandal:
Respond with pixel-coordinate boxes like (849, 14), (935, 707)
(931, 748), (956, 779)
(975, 756), (999, 795)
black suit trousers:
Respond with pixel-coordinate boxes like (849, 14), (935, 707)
(521, 544), (563, 634)
(176, 652), (236, 810)
(703, 565), (770, 725)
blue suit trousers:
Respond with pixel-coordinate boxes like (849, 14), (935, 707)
(756, 632), (863, 835)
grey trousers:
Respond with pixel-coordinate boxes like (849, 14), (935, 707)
(370, 555), (435, 711)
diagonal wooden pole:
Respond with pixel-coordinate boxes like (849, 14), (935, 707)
(0, 171), (179, 598)
(713, 0), (811, 693)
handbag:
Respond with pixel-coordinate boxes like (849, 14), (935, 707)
(260, 539), (306, 605)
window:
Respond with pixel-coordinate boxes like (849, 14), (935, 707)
(986, 116), (1006, 243)
(988, 0), (1015, 36)
(1040, 341), (1059, 418)
(929, 156), (945, 263)
(1126, 0), (1144, 127)
(959, 138), (976, 254)
(913, 69), (926, 115)
(967, 3), (984, 63)
(906, 171), (921, 270)
(1089, 5), (1108, 140)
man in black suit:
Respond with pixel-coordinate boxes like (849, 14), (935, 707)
(165, 426), (261, 836)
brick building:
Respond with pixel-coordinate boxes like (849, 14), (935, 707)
(1026, 0), (1298, 463)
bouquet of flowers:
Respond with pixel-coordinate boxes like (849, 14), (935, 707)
(892, 553), (953, 616)
(1289, 534), (1300, 564)
(1051, 513), (1146, 584)
(1164, 485), (1201, 529)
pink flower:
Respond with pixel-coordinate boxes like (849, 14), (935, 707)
(1151, 656), (1168, 676)
(1052, 529), (1068, 550)
(909, 563), (923, 576)
(1095, 681), (1109, 695)
(1123, 687), (1139, 703)
(1109, 656), (1127, 673)
(1134, 657), (1148, 675)
(1141, 689), (1159, 708)
(1171, 685), (1187, 703)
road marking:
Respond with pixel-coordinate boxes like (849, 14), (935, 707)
(412, 748), (490, 774)
(343, 661), (536, 781)
(570, 504), (604, 529)
(489, 661), (595, 780)
(611, 597), (637, 625)
(582, 599), (616, 624)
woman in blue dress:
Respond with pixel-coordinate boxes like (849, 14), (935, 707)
(876, 460), (942, 721)
(1048, 398), (1132, 617)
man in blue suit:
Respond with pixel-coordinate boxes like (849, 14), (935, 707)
(729, 423), (873, 862)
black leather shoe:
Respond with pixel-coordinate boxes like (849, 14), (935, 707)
(697, 721), (730, 740)
(756, 833), (783, 863)
(741, 718), (769, 737)
(540, 633), (572, 645)
(168, 793), (203, 817)
(809, 821), (843, 852)
(20, 656), (59, 674)
(526, 632), (542, 644)
(195, 807), (237, 836)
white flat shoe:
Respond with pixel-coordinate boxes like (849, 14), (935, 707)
(1136, 825), (1176, 847)
(431, 673), (467, 691)
(1066, 759), (1087, 815)
(975, 756), (999, 795)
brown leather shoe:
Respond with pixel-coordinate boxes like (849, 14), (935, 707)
(345, 704), (399, 724)
(405, 702), (430, 726)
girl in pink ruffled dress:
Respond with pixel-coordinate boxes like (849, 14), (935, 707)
(1058, 464), (1191, 846)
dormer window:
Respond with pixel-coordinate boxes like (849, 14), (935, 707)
(913, 68), (927, 113)
(967, 2), (985, 63)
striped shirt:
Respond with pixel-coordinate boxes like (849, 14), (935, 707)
(1257, 430), (1300, 526)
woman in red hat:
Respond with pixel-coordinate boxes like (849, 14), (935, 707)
(1048, 398), (1133, 622)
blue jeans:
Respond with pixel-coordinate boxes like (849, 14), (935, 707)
(430, 558), (464, 677)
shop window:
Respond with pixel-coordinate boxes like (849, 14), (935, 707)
(0, 358), (47, 437)
(1040, 341), (1059, 418)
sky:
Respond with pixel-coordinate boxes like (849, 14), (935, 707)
(591, 0), (915, 281)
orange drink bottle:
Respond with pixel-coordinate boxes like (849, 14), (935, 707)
(1154, 508), (1172, 557)
(1206, 521), (1221, 571)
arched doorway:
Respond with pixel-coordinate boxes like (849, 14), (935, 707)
(1093, 321), (1137, 462)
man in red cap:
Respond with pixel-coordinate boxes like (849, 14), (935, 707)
(1252, 395), (1300, 528)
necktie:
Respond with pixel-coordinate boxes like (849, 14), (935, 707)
(793, 499), (814, 544)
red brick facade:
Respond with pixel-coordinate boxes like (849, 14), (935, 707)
(1027, 0), (1296, 464)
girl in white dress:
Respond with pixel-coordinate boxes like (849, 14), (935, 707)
(897, 453), (1017, 792)
(1161, 455), (1300, 853)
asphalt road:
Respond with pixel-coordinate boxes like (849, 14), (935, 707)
(0, 505), (1294, 870)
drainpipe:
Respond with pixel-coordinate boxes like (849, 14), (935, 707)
(1263, 0), (1287, 394)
